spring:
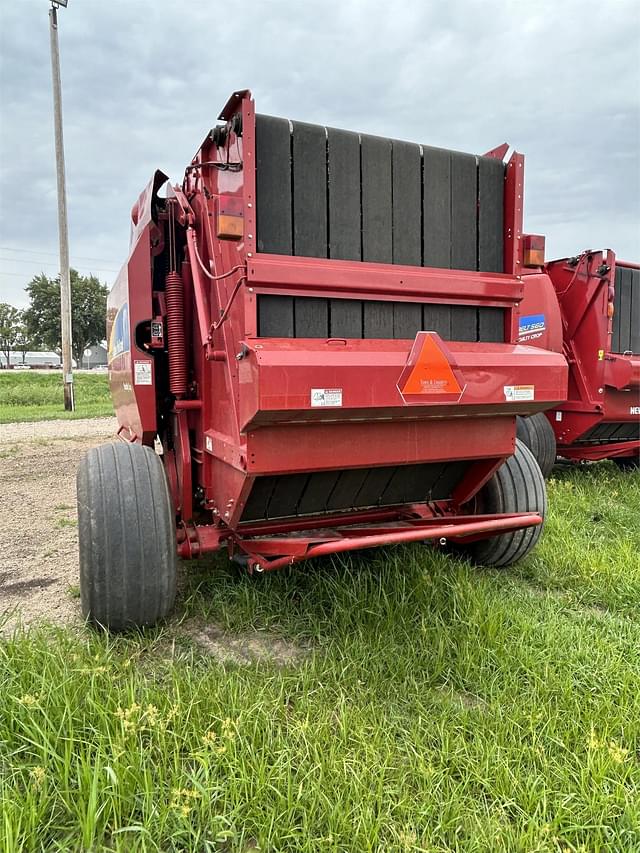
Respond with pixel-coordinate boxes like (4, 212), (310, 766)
(165, 271), (187, 397)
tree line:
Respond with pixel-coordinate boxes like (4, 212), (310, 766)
(0, 270), (108, 367)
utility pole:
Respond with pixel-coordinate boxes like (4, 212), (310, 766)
(48, 0), (74, 410)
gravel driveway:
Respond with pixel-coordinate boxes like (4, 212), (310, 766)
(0, 417), (117, 633)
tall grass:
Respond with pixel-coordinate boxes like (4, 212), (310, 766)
(0, 372), (112, 423)
(1, 462), (639, 850)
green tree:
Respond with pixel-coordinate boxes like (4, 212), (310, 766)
(14, 318), (33, 365)
(0, 302), (22, 368)
(24, 270), (108, 365)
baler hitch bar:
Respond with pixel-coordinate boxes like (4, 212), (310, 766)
(176, 511), (543, 570)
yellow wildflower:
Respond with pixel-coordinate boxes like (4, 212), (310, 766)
(18, 694), (39, 707)
(399, 830), (417, 849)
(221, 717), (237, 739)
(114, 702), (142, 732)
(29, 766), (46, 785)
(608, 741), (629, 764)
(170, 787), (200, 815)
(145, 704), (160, 727)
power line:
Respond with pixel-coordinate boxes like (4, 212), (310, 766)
(1, 269), (117, 280)
(0, 256), (119, 273)
(0, 246), (120, 266)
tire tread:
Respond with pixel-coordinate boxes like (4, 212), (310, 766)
(516, 412), (556, 478)
(462, 438), (547, 568)
(77, 441), (177, 630)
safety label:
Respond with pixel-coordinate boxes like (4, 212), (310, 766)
(311, 388), (342, 407)
(400, 334), (462, 396)
(134, 360), (152, 386)
(504, 385), (535, 402)
(518, 314), (545, 342)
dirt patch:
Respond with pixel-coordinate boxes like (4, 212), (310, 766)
(0, 417), (117, 634)
(0, 417), (310, 668)
(0, 416), (117, 444)
(183, 621), (308, 667)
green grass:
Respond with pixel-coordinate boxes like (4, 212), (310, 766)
(1, 463), (639, 852)
(0, 372), (113, 423)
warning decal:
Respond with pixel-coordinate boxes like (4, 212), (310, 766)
(311, 388), (343, 407)
(400, 334), (462, 396)
(504, 385), (535, 402)
(134, 360), (152, 386)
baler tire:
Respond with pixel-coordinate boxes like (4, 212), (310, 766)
(613, 455), (640, 471)
(77, 441), (177, 631)
(459, 438), (547, 568)
(515, 412), (557, 478)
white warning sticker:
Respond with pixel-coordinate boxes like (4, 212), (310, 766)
(504, 385), (535, 402)
(134, 360), (152, 386)
(311, 388), (342, 408)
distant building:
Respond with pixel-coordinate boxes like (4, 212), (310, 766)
(81, 343), (108, 369)
(0, 342), (109, 369)
(0, 351), (61, 368)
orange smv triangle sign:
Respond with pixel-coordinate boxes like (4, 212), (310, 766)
(401, 335), (462, 395)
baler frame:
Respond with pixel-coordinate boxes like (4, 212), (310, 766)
(85, 88), (568, 629)
(109, 89), (566, 569)
(540, 251), (639, 463)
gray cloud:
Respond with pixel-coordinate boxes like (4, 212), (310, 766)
(1, 0), (638, 307)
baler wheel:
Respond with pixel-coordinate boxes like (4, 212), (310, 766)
(516, 412), (557, 478)
(613, 454), (640, 471)
(459, 439), (547, 568)
(77, 442), (177, 631)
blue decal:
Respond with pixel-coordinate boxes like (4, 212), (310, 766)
(108, 302), (130, 360)
(519, 313), (545, 335)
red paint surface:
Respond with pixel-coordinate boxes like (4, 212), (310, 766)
(522, 250), (639, 462)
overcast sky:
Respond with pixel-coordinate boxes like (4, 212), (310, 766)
(0, 0), (638, 308)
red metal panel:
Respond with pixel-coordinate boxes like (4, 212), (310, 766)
(236, 338), (567, 430)
(107, 221), (159, 445)
(247, 254), (523, 307)
(242, 93), (257, 260)
(504, 151), (524, 276)
(243, 416), (515, 474)
(516, 272), (564, 352)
